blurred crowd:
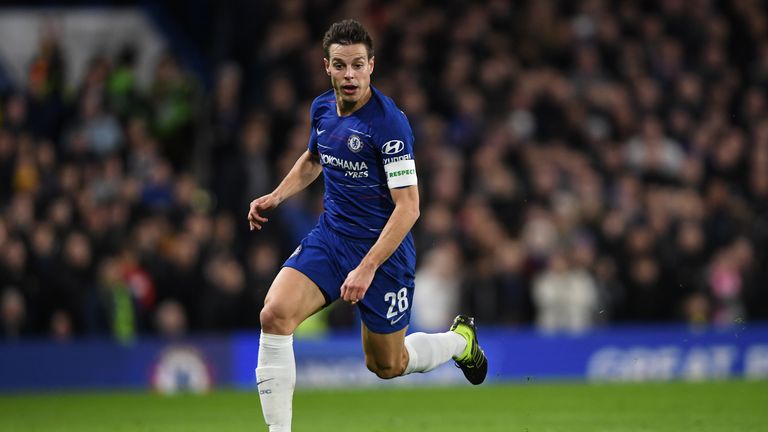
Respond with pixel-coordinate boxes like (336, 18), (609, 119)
(2, 0), (768, 342)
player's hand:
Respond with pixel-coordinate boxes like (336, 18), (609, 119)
(340, 263), (376, 305)
(248, 193), (280, 231)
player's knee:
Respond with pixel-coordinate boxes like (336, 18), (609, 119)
(365, 357), (405, 380)
(259, 304), (295, 335)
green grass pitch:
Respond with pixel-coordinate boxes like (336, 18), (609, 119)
(1, 381), (766, 431)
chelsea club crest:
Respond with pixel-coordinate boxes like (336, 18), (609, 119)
(347, 134), (363, 153)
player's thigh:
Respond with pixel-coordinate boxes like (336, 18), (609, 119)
(261, 266), (327, 334)
(361, 322), (408, 371)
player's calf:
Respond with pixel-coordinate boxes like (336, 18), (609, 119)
(365, 355), (408, 379)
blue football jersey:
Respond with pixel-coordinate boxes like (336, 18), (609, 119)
(307, 86), (418, 240)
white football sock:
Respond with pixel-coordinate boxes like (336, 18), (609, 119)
(256, 332), (295, 432)
(403, 331), (467, 375)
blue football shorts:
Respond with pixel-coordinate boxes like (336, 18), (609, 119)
(283, 218), (416, 334)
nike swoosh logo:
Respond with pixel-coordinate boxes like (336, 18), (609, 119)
(317, 129), (326, 135)
(390, 315), (405, 325)
(256, 378), (274, 386)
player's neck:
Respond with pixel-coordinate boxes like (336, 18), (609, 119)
(336, 87), (372, 117)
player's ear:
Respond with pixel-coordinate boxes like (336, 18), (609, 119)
(323, 58), (330, 76)
(369, 56), (375, 75)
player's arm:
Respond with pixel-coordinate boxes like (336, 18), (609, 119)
(340, 185), (419, 303)
(248, 150), (322, 231)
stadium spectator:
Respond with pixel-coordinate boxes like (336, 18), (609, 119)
(1, 289), (29, 340)
(86, 255), (137, 343)
(412, 240), (463, 331)
(48, 231), (95, 334)
(149, 53), (198, 171)
(154, 299), (188, 338)
(533, 249), (599, 332)
(199, 251), (249, 331)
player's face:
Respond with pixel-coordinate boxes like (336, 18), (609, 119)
(324, 43), (374, 113)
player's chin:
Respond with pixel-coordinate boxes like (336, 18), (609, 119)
(339, 94), (360, 105)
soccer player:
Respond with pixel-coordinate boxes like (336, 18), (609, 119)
(247, 19), (488, 431)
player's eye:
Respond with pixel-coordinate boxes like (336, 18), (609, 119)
(354, 63), (364, 69)
(333, 63), (343, 70)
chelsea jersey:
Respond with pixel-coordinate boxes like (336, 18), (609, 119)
(307, 86), (418, 240)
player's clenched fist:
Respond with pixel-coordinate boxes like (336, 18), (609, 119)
(248, 193), (280, 231)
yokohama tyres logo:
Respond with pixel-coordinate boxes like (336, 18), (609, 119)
(382, 140), (404, 155)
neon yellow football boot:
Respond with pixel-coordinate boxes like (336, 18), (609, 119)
(450, 315), (488, 385)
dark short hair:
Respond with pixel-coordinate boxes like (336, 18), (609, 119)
(322, 19), (374, 59)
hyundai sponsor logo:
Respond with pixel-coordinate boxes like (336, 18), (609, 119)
(382, 140), (404, 155)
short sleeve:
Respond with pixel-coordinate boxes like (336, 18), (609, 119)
(378, 110), (417, 189)
(307, 100), (320, 154)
